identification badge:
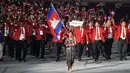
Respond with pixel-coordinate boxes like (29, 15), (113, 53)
(6, 29), (9, 35)
(33, 30), (36, 35)
(108, 33), (113, 39)
(40, 30), (43, 35)
(13, 32), (16, 36)
(4, 29), (9, 36)
(20, 34), (25, 40)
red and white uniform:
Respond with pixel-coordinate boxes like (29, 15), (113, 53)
(92, 27), (105, 43)
(115, 25), (130, 43)
(73, 27), (85, 44)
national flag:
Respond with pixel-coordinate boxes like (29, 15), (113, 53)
(108, 16), (111, 20)
(89, 8), (95, 11)
(104, 15), (107, 20)
(47, 4), (62, 40)
(96, 4), (100, 7)
(111, 10), (115, 16)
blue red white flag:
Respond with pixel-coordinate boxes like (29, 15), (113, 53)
(47, 4), (63, 40)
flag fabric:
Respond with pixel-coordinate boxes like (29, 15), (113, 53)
(96, 4), (100, 7)
(104, 15), (107, 20)
(89, 8), (95, 11)
(111, 10), (115, 16)
(47, 4), (63, 40)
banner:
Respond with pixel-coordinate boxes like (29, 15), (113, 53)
(69, 20), (84, 27)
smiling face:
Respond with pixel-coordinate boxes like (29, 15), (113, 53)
(107, 20), (112, 26)
(68, 31), (73, 38)
(20, 22), (24, 27)
(121, 21), (126, 27)
(89, 21), (93, 27)
(82, 7), (86, 12)
(95, 21), (100, 27)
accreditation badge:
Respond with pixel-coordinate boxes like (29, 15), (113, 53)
(108, 33), (113, 39)
(40, 30), (43, 35)
(57, 35), (61, 40)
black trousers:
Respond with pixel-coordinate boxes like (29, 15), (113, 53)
(118, 39), (127, 59)
(86, 42), (93, 57)
(35, 40), (41, 57)
(8, 38), (15, 58)
(104, 38), (113, 57)
(17, 40), (27, 60)
(77, 43), (84, 59)
(93, 40), (103, 60)
(30, 35), (36, 55)
(3, 36), (10, 55)
(54, 42), (62, 60)
(41, 40), (45, 57)
(35, 40), (45, 57)
(15, 41), (19, 60)
(127, 43), (130, 55)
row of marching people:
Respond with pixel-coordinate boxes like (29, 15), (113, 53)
(51, 18), (130, 63)
(70, 19), (130, 62)
(57, 19), (130, 72)
(3, 19), (50, 62)
(1, 18), (130, 62)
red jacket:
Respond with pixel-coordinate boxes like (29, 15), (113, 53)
(12, 21), (21, 41)
(35, 25), (47, 41)
(13, 26), (21, 41)
(8, 24), (15, 39)
(92, 27), (105, 43)
(104, 26), (115, 39)
(128, 28), (130, 43)
(28, 22), (37, 37)
(73, 27), (85, 44)
(86, 27), (93, 43)
(114, 25), (130, 43)
(79, 12), (88, 20)
(24, 23), (31, 43)
(13, 23), (29, 43)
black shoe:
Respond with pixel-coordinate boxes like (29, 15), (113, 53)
(127, 52), (130, 56)
(124, 57), (127, 60)
(92, 56), (95, 59)
(19, 59), (22, 62)
(105, 56), (109, 60)
(36, 55), (39, 57)
(11, 56), (14, 59)
(56, 59), (58, 62)
(58, 58), (60, 61)
(23, 59), (27, 62)
(41, 56), (44, 59)
(16, 57), (18, 60)
(0, 58), (3, 62)
(78, 58), (82, 61)
(56, 58), (60, 62)
(108, 56), (112, 59)
(88, 55), (91, 57)
(95, 58), (98, 62)
(120, 57), (123, 61)
(33, 54), (35, 56)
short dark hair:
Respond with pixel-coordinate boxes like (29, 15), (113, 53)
(95, 21), (100, 23)
(68, 30), (73, 35)
(120, 20), (126, 23)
